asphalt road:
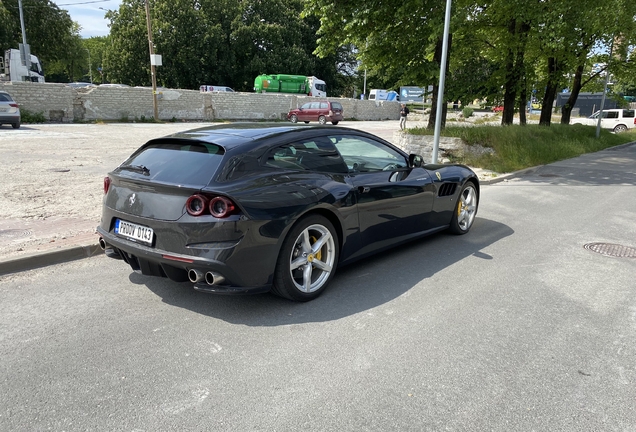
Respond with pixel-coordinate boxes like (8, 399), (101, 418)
(1, 144), (636, 431)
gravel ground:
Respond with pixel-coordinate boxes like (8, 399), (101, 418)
(0, 121), (497, 261)
(0, 123), (203, 259)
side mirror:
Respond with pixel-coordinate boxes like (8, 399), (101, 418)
(409, 154), (423, 168)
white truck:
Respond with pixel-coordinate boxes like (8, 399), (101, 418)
(0, 48), (45, 83)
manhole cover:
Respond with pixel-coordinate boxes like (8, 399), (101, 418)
(0, 229), (33, 239)
(584, 243), (636, 258)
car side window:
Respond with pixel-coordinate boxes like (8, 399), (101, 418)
(603, 111), (619, 119)
(265, 139), (348, 173)
(329, 135), (408, 173)
(623, 110), (635, 118)
(310, 102), (321, 109)
(320, 102), (328, 109)
(301, 103), (312, 109)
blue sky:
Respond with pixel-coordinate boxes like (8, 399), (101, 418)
(52, 0), (121, 38)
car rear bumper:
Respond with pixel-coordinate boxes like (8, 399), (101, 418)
(97, 227), (272, 294)
(0, 114), (20, 123)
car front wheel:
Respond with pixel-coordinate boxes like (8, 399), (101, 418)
(318, 116), (326, 125)
(449, 182), (478, 234)
(272, 215), (339, 301)
(289, 114), (298, 123)
(12, 122), (20, 129)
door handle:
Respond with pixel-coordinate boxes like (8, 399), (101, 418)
(358, 186), (370, 193)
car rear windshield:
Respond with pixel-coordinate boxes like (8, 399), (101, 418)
(118, 141), (225, 186)
(331, 102), (343, 110)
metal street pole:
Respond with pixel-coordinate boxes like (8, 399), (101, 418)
(432, 0), (452, 164)
(596, 39), (614, 139)
(145, 0), (159, 121)
(17, 0), (31, 68)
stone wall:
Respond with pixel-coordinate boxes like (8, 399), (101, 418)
(1, 82), (400, 122)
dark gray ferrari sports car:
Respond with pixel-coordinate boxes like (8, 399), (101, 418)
(97, 123), (479, 301)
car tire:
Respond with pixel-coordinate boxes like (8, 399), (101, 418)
(318, 116), (326, 125)
(304, 121), (309, 124)
(613, 124), (627, 133)
(12, 122), (20, 129)
(331, 121), (339, 125)
(289, 114), (298, 123)
(449, 181), (478, 235)
(272, 215), (339, 301)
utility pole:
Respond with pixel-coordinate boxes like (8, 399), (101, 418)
(18, 0), (31, 68)
(145, 0), (159, 121)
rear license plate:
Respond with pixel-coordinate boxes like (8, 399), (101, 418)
(0, 108), (7, 112)
(114, 219), (154, 245)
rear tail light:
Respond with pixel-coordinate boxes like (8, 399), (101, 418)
(9, 103), (18, 108)
(186, 194), (209, 216)
(103, 176), (111, 194)
(186, 194), (237, 218)
(209, 196), (235, 218)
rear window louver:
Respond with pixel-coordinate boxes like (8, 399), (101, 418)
(438, 182), (457, 197)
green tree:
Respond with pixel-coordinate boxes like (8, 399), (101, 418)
(1, 0), (81, 82)
(102, 1), (149, 85)
(304, 0), (458, 128)
(103, 0), (345, 93)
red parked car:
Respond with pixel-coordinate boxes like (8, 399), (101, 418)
(492, 105), (504, 112)
(287, 101), (343, 125)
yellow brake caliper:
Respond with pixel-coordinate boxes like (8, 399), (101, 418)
(310, 235), (322, 261)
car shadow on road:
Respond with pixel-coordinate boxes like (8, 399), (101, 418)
(135, 217), (513, 325)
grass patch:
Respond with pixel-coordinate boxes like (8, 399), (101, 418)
(408, 123), (636, 173)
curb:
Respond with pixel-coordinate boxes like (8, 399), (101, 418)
(479, 165), (542, 185)
(0, 243), (103, 276)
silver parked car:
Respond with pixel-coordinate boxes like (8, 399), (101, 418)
(0, 91), (20, 129)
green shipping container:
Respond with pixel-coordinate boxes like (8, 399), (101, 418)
(254, 74), (309, 95)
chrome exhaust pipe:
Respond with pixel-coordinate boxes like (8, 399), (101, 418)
(205, 271), (225, 286)
(188, 269), (205, 283)
(98, 237), (106, 250)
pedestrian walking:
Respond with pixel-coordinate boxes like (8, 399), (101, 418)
(400, 103), (410, 130)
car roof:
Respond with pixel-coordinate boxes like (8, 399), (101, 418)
(149, 123), (385, 152)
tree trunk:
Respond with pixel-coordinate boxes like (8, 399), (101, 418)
(560, 64), (584, 124)
(501, 19), (530, 126)
(519, 83), (527, 126)
(539, 57), (561, 126)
